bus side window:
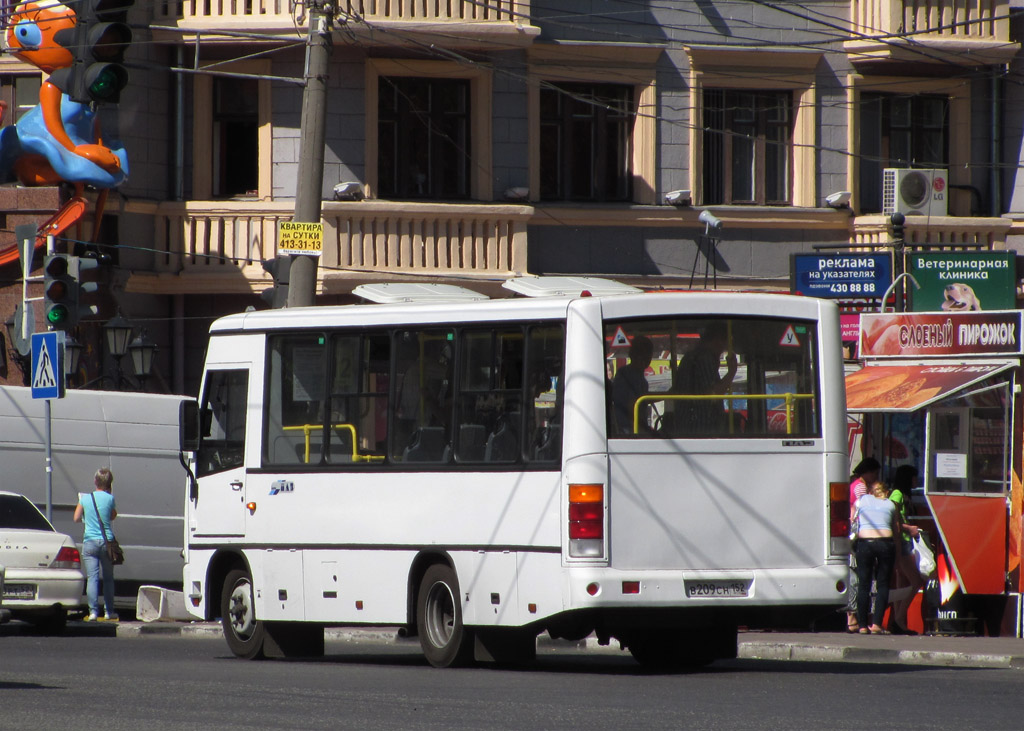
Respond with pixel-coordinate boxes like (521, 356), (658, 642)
(264, 334), (327, 466)
(325, 332), (389, 464)
(392, 329), (454, 463)
(197, 369), (249, 477)
(526, 325), (564, 464)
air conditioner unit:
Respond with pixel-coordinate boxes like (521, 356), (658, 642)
(882, 168), (947, 217)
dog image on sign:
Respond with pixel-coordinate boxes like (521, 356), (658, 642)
(941, 283), (981, 312)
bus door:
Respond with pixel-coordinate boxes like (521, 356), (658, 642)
(191, 368), (250, 537)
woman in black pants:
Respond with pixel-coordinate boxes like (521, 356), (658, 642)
(854, 481), (900, 634)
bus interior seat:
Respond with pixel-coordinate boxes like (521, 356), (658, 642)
(533, 424), (561, 461)
(403, 426), (447, 463)
(271, 434), (306, 465)
(456, 424), (487, 462)
(485, 416), (519, 462)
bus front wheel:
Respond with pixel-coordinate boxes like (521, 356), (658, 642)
(221, 568), (266, 660)
(417, 564), (474, 668)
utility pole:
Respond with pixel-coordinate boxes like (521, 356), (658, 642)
(890, 211), (906, 312)
(286, 1), (332, 308)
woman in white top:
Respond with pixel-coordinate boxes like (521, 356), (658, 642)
(854, 481), (900, 634)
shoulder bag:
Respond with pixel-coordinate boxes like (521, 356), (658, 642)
(91, 493), (125, 565)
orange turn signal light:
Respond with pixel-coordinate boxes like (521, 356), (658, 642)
(569, 484), (603, 503)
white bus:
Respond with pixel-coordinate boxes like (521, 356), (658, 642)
(179, 284), (850, 668)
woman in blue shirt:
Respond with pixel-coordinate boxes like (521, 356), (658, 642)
(854, 481), (900, 634)
(73, 467), (118, 622)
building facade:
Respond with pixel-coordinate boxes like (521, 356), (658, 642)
(0, 0), (1020, 394)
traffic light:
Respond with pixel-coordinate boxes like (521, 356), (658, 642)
(51, 0), (134, 104)
(42, 254), (100, 330)
(261, 257), (290, 309)
(43, 254), (75, 330)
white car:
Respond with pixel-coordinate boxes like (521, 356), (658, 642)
(1, 564), (10, 624)
(0, 491), (85, 632)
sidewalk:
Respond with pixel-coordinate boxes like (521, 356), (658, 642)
(109, 621), (1024, 670)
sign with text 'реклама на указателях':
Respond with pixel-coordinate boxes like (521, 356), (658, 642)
(790, 253), (892, 299)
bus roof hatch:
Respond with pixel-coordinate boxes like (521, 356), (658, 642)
(352, 283), (489, 304)
(502, 276), (642, 298)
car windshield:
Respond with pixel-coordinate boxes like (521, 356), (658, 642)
(0, 494), (54, 531)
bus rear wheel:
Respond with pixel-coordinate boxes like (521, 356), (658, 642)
(417, 564), (474, 668)
(222, 568), (266, 660)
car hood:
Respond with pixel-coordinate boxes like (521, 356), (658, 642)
(0, 529), (72, 570)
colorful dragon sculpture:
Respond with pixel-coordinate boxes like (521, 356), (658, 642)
(0, 0), (128, 266)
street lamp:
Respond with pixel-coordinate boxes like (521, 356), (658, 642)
(128, 331), (157, 389)
(103, 314), (132, 358)
(64, 335), (83, 377)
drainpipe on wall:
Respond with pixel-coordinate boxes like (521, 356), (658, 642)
(173, 46), (186, 392)
(992, 71), (1002, 218)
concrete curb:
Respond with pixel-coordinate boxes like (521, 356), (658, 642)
(737, 641), (1021, 670)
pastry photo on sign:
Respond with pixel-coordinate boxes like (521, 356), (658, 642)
(941, 283), (981, 311)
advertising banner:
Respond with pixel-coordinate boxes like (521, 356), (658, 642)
(859, 311), (1024, 357)
(278, 221), (324, 256)
(790, 253), (891, 299)
(907, 252), (1015, 312)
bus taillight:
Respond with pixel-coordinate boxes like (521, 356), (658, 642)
(569, 483), (604, 557)
(828, 481), (850, 549)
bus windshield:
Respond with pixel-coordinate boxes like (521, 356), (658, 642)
(605, 315), (820, 438)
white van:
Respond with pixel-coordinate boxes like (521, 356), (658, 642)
(0, 386), (187, 602)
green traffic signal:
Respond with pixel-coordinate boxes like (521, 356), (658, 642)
(46, 303), (71, 325)
(84, 63), (129, 102)
(50, 3), (134, 104)
(43, 254), (75, 331)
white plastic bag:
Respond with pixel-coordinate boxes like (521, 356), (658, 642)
(913, 533), (937, 578)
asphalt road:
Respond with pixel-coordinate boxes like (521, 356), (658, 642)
(2, 630), (1024, 730)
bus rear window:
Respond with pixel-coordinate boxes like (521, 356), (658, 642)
(605, 317), (820, 439)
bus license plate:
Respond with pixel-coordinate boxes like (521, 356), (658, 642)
(3, 584), (36, 600)
(684, 580), (750, 598)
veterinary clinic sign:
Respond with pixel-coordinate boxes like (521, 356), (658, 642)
(859, 311), (1024, 357)
(907, 252), (1015, 312)
(278, 221), (324, 256)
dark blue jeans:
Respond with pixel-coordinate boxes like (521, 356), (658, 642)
(855, 538), (896, 629)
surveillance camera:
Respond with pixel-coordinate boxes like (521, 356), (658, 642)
(664, 189), (691, 206)
(504, 186), (530, 202)
(826, 191), (852, 208)
(698, 209), (723, 230)
(333, 182), (364, 201)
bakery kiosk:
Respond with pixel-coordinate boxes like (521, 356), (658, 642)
(847, 310), (1023, 636)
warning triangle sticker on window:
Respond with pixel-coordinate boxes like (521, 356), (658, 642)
(611, 327), (631, 347)
(779, 325), (800, 347)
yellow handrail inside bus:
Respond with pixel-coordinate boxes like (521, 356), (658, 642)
(282, 423), (386, 463)
(632, 393), (814, 435)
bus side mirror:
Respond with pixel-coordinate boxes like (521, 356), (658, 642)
(179, 399), (200, 452)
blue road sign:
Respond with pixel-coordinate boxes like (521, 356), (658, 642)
(791, 253), (892, 299)
(30, 331), (65, 400)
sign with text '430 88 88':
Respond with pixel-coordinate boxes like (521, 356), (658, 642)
(30, 331), (65, 400)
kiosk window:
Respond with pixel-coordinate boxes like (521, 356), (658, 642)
(927, 381), (1010, 494)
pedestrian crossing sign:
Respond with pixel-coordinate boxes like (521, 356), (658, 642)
(31, 331), (65, 400)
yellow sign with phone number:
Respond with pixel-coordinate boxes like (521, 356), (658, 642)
(278, 221), (324, 256)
